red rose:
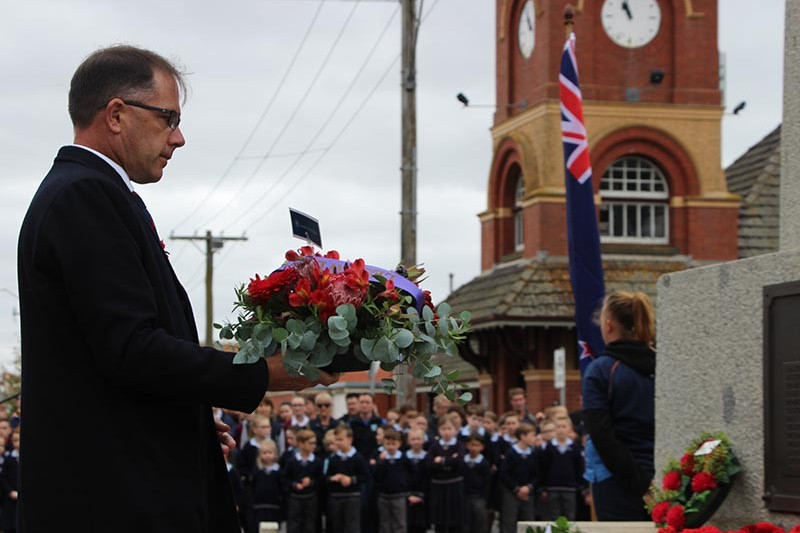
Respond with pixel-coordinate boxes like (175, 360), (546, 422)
(691, 471), (718, 493)
(666, 504), (685, 530)
(681, 453), (696, 475)
(652, 501), (671, 523)
(682, 528), (724, 533)
(248, 269), (298, 304)
(662, 470), (682, 491)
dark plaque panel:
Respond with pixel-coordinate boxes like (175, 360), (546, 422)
(763, 280), (800, 513)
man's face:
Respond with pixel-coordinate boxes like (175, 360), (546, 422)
(118, 69), (185, 184)
(358, 395), (373, 416)
(291, 398), (306, 418)
(346, 397), (358, 415)
(511, 393), (526, 413)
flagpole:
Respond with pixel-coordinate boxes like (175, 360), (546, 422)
(564, 4), (575, 38)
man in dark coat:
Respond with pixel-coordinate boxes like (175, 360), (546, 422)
(16, 45), (334, 533)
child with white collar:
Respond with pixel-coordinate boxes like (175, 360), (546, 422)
(282, 429), (322, 533)
(537, 417), (584, 520)
(405, 428), (429, 533)
(374, 427), (410, 533)
(326, 425), (369, 533)
(426, 416), (466, 533)
(249, 439), (283, 531)
(499, 423), (538, 533)
(462, 434), (491, 533)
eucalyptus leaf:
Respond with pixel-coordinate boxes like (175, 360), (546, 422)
(287, 333), (303, 350)
(273, 328), (289, 343)
(445, 370), (461, 381)
(443, 339), (458, 355)
(424, 321), (436, 338)
(423, 365), (442, 378)
(457, 392), (473, 405)
(422, 305), (434, 321)
(286, 319), (306, 335)
(380, 361), (398, 371)
(336, 304), (358, 331)
(437, 302), (451, 319)
(331, 334), (351, 348)
(308, 344), (335, 367)
(460, 310), (472, 322)
(387, 339), (400, 361)
(300, 330), (318, 352)
(219, 326), (234, 340)
(373, 336), (394, 363)
(328, 316), (348, 332)
(394, 329), (414, 349)
(360, 338), (376, 358)
(328, 329), (350, 341)
(412, 363), (426, 379)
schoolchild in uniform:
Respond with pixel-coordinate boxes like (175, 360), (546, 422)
(249, 439), (283, 532)
(462, 433), (492, 533)
(237, 414), (273, 476)
(405, 428), (429, 533)
(481, 411), (500, 532)
(499, 423), (538, 533)
(280, 426), (298, 469)
(223, 444), (245, 530)
(413, 415), (431, 450)
(537, 417), (584, 520)
(426, 415), (465, 533)
(326, 424), (370, 533)
(458, 405), (486, 443)
(282, 429), (322, 533)
(373, 428), (410, 533)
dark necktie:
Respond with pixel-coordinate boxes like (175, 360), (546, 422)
(130, 191), (167, 253)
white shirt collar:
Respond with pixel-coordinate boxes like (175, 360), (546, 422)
(71, 144), (134, 192)
(336, 447), (357, 459)
(464, 454), (484, 464)
(384, 450), (403, 460)
(292, 415), (310, 427)
(439, 437), (457, 446)
(551, 437), (574, 452)
(249, 437), (261, 448)
(512, 443), (531, 456)
(406, 449), (427, 460)
(263, 464), (280, 473)
(295, 451), (315, 463)
(460, 426), (485, 436)
(503, 434), (517, 444)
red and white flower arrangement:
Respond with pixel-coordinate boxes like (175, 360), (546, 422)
(219, 246), (472, 401)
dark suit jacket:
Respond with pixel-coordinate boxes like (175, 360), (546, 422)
(17, 146), (269, 533)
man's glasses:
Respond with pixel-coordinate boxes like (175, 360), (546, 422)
(123, 100), (181, 130)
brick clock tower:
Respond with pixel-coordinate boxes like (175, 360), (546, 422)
(447, 0), (739, 414)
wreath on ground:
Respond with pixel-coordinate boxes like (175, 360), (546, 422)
(647, 432), (741, 531)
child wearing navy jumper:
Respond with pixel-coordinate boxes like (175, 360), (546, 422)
(249, 439), (283, 532)
(373, 428), (410, 533)
(426, 415), (465, 533)
(462, 433), (491, 533)
(405, 428), (429, 533)
(537, 417), (584, 520)
(327, 425), (370, 533)
(499, 423), (538, 533)
(282, 429), (322, 533)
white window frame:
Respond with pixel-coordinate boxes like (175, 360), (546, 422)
(599, 156), (669, 244)
(513, 176), (524, 251)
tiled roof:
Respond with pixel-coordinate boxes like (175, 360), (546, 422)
(725, 125), (781, 258)
(445, 256), (689, 327)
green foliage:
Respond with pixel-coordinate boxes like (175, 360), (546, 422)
(526, 516), (582, 533)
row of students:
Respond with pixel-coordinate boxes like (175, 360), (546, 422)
(228, 409), (584, 533)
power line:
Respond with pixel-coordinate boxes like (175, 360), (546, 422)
(231, 0), (440, 237)
(193, 0), (364, 232)
(220, 3), (401, 233)
(171, 0), (328, 232)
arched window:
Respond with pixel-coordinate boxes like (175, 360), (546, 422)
(513, 175), (524, 251)
(599, 156), (669, 243)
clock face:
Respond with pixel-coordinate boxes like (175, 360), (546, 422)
(601, 0), (661, 49)
(517, 0), (535, 59)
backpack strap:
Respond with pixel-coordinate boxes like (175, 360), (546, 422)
(607, 360), (621, 401)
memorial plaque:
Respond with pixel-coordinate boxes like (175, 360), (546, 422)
(763, 280), (800, 513)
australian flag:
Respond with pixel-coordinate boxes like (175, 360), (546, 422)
(560, 33), (605, 377)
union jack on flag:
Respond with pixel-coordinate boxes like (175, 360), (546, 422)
(560, 32), (605, 378)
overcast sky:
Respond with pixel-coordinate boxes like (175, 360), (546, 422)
(0, 0), (785, 369)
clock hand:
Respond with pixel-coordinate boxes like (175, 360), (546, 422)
(526, 14), (533, 31)
(622, 0), (633, 20)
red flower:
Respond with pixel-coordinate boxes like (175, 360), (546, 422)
(376, 279), (401, 302)
(309, 288), (336, 322)
(681, 453), (696, 475)
(327, 259), (369, 308)
(324, 250), (340, 259)
(248, 269), (297, 304)
(691, 471), (718, 493)
(666, 504), (685, 530)
(662, 470), (682, 491)
(422, 289), (434, 309)
(652, 501), (671, 524)
(285, 249), (301, 261)
(658, 528), (678, 533)
(682, 528), (724, 533)
(288, 278), (312, 307)
(788, 526), (800, 533)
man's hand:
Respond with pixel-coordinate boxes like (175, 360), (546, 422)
(340, 475), (352, 487)
(408, 495), (422, 505)
(216, 419), (236, 454)
(266, 355), (340, 391)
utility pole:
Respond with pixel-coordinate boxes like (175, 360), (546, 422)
(397, 0), (419, 408)
(170, 231), (247, 346)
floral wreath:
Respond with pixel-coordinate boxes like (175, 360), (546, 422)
(647, 432), (741, 532)
(219, 247), (472, 401)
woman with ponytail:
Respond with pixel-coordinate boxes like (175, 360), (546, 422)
(582, 291), (656, 520)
